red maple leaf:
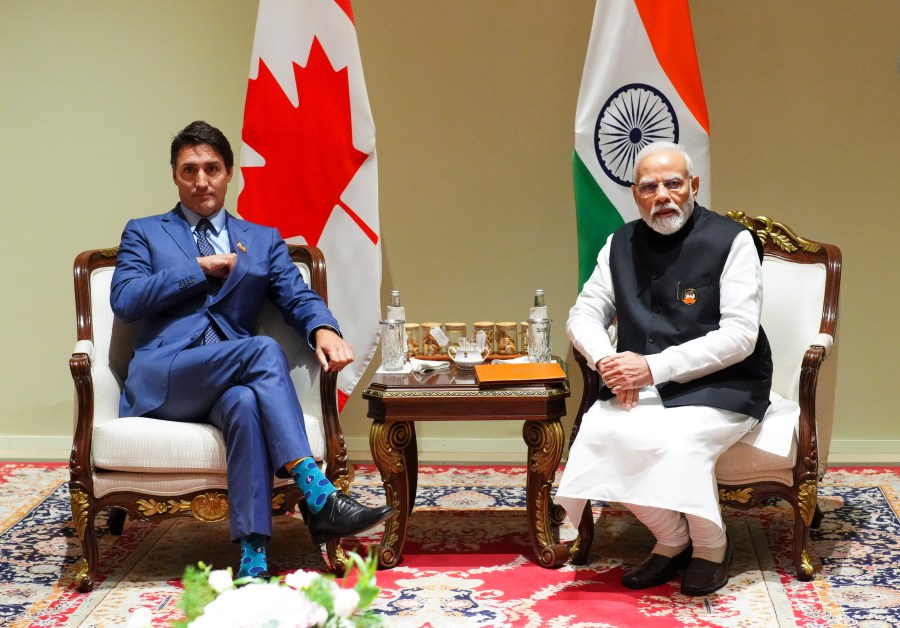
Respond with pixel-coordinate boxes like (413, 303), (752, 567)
(238, 37), (375, 246)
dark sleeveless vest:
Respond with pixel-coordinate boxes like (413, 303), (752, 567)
(607, 206), (772, 420)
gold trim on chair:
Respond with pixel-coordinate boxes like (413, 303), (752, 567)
(191, 493), (230, 521)
(133, 491), (292, 520)
(69, 487), (90, 540)
(800, 549), (815, 578)
(726, 211), (822, 254)
(718, 487), (754, 504)
(136, 492), (230, 521)
(799, 479), (818, 527)
(74, 559), (91, 589)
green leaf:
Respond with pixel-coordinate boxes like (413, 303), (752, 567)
(347, 549), (381, 610)
(174, 563), (219, 626)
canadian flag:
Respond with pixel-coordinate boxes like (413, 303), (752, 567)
(238, 0), (380, 406)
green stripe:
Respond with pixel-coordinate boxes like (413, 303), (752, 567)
(573, 150), (625, 291)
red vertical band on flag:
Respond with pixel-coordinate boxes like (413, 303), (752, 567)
(334, 0), (354, 23)
(634, 0), (709, 134)
(240, 0), (381, 400)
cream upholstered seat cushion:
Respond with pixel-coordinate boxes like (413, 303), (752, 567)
(92, 413), (326, 473)
(90, 471), (296, 500)
(86, 261), (328, 475)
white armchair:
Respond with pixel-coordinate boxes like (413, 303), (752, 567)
(568, 212), (842, 581)
(69, 244), (351, 593)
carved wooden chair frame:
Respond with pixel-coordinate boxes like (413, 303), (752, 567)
(69, 244), (352, 592)
(567, 212), (842, 581)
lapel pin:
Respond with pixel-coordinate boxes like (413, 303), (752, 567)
(681, 288), (697, 305)
(237, 241), (247, 253)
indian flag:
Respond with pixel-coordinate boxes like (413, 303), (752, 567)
(573, 0), (710, 289)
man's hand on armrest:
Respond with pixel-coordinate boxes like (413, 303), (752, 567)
(314, 328), (354, 373)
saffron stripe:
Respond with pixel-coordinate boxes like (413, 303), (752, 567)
(633, 0), (710, 133)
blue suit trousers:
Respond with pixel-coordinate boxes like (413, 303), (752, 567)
(149, 335), (313, 541)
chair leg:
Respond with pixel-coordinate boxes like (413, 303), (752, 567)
(325, 539), (348, 576)
(811, 503), (825, 529)
(569, 500), (594, 566)
(107, 507), (127, 535)
(69, 492), (100, 593)
(791, 500), (816, 581)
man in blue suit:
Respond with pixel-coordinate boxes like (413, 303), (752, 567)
(111, 120), (392, 579)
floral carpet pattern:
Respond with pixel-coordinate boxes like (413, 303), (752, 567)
(1, 462), (899, 627)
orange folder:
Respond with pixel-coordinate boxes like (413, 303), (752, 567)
(474, 362), (567, 386)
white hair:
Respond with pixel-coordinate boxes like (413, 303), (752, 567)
(633, 141), (695, 179)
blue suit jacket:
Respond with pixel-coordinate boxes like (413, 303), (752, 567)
(111, 206), (340, 418)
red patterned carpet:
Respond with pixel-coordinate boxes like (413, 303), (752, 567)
(2, 463), (899, 626)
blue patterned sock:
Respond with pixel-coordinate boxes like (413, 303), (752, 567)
(289, 457), (336, 514)
(237, 533), (268, 578)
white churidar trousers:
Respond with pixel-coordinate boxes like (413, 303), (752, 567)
(555, 386), (757, 537)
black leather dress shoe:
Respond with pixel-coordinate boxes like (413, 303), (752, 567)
(681, 537), (733, 596)
(622, 545), (693, 589)
(307, 492), (394, 545)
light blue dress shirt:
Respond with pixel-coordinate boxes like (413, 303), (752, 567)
(179, 204), (231, 254)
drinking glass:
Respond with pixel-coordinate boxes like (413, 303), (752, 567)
(380, 319), (406, 370)
(527, 318), (551, 363)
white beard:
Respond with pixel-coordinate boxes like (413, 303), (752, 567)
(647, 196), (695, 235)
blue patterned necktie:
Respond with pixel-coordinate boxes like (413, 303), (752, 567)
(195, 219), (224, 344)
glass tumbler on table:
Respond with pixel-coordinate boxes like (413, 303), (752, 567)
(380, 319), (406, 370)
(527, 318), (551, 363)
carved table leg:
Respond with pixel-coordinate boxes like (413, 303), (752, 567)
(523, 418), (568, 568)
(370, 420), (415, 569)
(407, 423), (418, 514)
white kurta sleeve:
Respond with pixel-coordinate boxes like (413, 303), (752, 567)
(566, 235), (617, 370)
(645, 229), (764, 385)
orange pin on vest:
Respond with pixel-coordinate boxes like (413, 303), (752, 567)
(681, 288), (697, 305)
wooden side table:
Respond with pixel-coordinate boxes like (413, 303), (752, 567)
(362, 361), (571, 569)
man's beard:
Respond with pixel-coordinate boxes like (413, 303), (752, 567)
(646, 196), (695, 235)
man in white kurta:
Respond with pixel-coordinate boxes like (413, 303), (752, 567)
(556, 142), (772, 596)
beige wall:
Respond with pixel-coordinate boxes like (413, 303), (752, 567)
(1, 1), (897, 463)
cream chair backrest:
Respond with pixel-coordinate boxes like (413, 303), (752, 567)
(89, 265), (138, 425)
(89, 261), (321, 425)
(759, 257), (827, 402)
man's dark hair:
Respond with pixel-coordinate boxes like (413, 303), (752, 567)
(170, 120), (234, 170)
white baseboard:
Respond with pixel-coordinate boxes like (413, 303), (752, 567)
(0, 435), (71, 461)
(3, 435), (900, 466)
(828, 440), (900, 465)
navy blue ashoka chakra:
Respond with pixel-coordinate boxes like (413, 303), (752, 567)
(594, 83), (679, 187)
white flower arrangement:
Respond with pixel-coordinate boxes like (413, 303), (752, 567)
(127, 551), (382, 628)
